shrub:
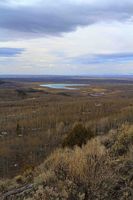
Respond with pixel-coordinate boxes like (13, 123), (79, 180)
(62, 123), (94, 148)
(110, 124), (133, 156)
(29, 139), (115, 200)
(15, 175), (24, 184)
(16, 89), (27, 98)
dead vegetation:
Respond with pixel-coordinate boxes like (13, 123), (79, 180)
(0, 78), (132, 199)
(0, 123), (132, 200)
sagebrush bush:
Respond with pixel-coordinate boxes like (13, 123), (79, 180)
(28, 138), (117, 200)
(110, 124), (133, 156)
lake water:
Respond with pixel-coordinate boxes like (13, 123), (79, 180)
(40, 83), (87, 90)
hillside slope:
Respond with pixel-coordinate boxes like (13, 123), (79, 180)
(0, 123), (133, 200)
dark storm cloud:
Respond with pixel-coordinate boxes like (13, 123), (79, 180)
(0, 48), (24, 57)
(70, 53), (133, 64)
(0, 3), (97, 35)
(0, 0), (133, 39)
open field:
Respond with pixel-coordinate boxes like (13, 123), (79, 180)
(0, 76), (132, 178)
(0, 77), (133, 200)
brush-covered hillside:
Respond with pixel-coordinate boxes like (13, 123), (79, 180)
(0, 122), (133, 200)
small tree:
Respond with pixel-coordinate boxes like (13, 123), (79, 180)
(16, 89), (27, 99)
(16, 122), (21, 136)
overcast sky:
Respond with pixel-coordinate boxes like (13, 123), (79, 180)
(0, 0), (133, 75)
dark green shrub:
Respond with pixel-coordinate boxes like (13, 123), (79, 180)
(62, 123), (94, 148)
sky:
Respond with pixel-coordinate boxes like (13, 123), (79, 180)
(0, 0), (133, 75)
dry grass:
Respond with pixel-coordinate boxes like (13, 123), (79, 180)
(0, 124), (133, 199)
(29, 138), (114, 200)
(29, 124), (133, 200)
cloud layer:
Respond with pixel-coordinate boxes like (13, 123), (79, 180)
(0, 0), (133, 75)
(70, 53), (133, 65)
(0, 47), (24, 57)
(0, 0), (133, 39)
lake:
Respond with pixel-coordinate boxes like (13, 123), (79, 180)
(40, 83), (87, 90)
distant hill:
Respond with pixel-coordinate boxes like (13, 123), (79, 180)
(0, 80), (5, 85)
